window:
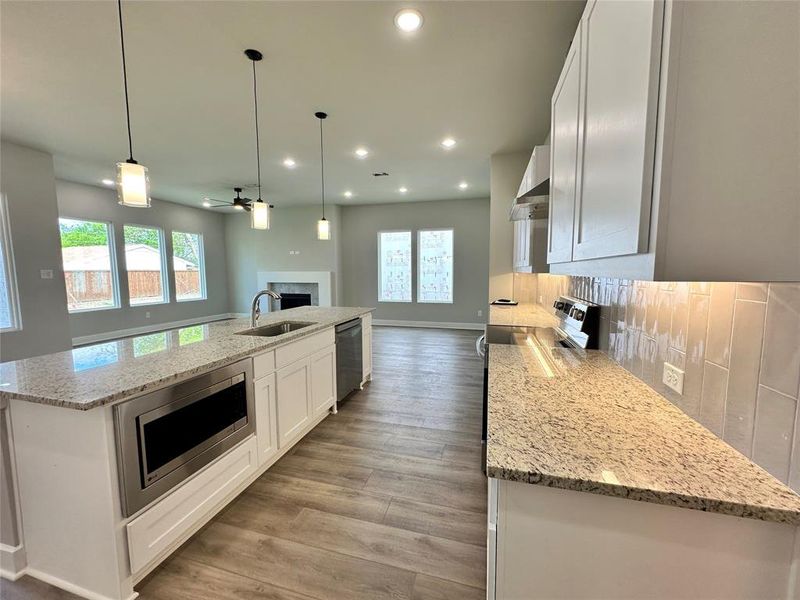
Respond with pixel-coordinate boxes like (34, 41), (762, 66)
(378, 231), (412, 302)
(124, 225), (167, 306)
(171, 231), (206, 301)
(0, 195), (21, 330)
(59, 218), (119, 312)
(418, 229), (454, 303)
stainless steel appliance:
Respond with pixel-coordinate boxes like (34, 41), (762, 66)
(336, 318), (363, 401)
(478, 295), (601, 472)
(114, 358), (254, 517)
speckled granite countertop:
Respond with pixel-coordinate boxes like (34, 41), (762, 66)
(487, 341), (800, 525)
(0, 306), (373, 410)
(488, 302), (559, 327)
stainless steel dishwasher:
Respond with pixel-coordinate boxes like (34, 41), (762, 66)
(335, 318), (363, 402)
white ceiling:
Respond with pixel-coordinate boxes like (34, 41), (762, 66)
(1, 1), (583, 209)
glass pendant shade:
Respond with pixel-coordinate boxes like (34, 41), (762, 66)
(251, 200), (271, 230)
(116, 161), (151, 208)
(317, 217), (331, 241)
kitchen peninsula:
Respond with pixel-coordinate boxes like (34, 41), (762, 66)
(0, 306), (373, 600)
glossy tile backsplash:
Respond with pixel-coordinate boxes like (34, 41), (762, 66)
(517, 273), (800, 492)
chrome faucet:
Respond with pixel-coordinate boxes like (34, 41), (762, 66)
(250, 289), (282, 327)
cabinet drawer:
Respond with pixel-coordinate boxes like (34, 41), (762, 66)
(275, 328), (335, 370)
(253, 350), (275, 379)
(126, 436), (258, 574)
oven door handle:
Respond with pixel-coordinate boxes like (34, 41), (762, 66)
(476, 334), (486, 358)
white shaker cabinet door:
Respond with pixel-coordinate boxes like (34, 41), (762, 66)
(254, 373), (278, 466)
(548, 24), (581, 265)
(572, 0), (664, 261)
(275, 360), (311, 448)
(309, 344), (336, 417)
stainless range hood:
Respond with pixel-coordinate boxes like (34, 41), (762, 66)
(510, 145), (550, 221)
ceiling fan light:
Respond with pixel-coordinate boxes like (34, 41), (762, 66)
(251, 200), (271, 230)
(116, 161), (151, 208)
(317, 218), (331, 241)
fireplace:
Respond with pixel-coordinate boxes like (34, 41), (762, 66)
(280, 293), (312, 310)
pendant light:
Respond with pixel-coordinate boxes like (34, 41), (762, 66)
(115, 0), (150, 208)
(245, 49), (272, 230)
(315, 111), (330, 241)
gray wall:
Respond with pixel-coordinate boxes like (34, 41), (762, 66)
(489, 150), (530, 302)
(225, 204), (343, 313)
(340, 198), (489, 324)
(0, 141), (72, 361)
(57, 180), (231, 340)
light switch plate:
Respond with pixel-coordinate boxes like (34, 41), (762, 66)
(662, 362), (685, 395)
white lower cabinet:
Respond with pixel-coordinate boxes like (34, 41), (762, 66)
(361, 314), (372, 384)
(254, 372), (277, 466)
(276, 359), (311, 448)
(310, 344), (336, 417)
(126, 436), (258, 575)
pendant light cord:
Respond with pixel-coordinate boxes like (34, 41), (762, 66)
(319, 118), (325, 219)
(117, 0), (135, 162)
(252, 60), (263, 201)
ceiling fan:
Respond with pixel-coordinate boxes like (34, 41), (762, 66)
(204, 187), (253, 212)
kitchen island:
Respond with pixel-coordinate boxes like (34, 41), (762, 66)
(486, 303), (800, 599)
(0, 306), (373, 600)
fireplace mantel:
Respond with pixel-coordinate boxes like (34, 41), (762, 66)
(257, 271), (333, 307)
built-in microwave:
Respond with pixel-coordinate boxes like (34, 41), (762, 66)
(113, 358), (254, 517)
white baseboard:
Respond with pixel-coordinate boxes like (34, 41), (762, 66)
(72, 313), (239, 347)
(0, 543), (26, 580)
(373, 319), (485, 331)
(23, 567), (138, 600)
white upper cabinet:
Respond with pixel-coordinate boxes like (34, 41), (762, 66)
(547, 0), (800, 281)
(548, 23), (582, 265)
(572, 0), (663, 261)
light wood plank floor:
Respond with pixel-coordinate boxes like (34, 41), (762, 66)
(1, 326), (487, 600)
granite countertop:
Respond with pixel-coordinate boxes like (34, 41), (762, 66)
(486, 340), (800, 525)
(0, 306), (373, 410)
(488, 302), (559, 327)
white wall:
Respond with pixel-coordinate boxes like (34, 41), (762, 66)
(0, 141), (72, 361)
(225, 204), (343, 313)
(489, 151), (530, 301)
(56, 180), (231, 341)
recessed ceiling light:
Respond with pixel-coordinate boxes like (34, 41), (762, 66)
(355, 147), (369, 159)
(343, 191), (353, 198)
(394, 9), (423, 33)
(398, 187), (408, 193)
(202, 200), (211, 208)
(441, 137), (456, 149)
(102, 178), (114, 186)
(459, 181), (469, 190)
(282, 157), (296, 168)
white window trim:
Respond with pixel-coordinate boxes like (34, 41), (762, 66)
(377, 229), (413, 303)
(123, 223), (170, 307)
(59, 216), (122, 314)
(0, 194), (22, 332)
(172, 230), (207, 302)
(417, 228), (454, 305)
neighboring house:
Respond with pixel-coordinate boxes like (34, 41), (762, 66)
(61, 244), (197, 272)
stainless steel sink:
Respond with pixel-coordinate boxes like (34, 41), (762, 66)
(235, 321), (316, 337)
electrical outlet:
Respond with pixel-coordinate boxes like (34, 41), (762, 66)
(477, 309), (483, 317)
(145, 311), (151, 319)
(40, 269), (53, 279)
(662, 362), (685, 394)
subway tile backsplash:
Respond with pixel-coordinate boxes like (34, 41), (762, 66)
(520, 273), (800, 492)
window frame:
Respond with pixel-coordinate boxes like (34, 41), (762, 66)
(416, 228), (454, 305)
(122, 223), (170, 307)
(171, 230), (207, 303)
(0, 194), (22, 331)
(59, 216), (121, 314)
(377, 229), (413, 303)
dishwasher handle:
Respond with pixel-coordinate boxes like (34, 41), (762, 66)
(335, 318), (362, 334)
